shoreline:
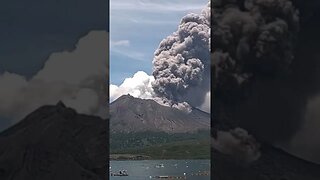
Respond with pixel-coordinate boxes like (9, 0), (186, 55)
(110, 154), (210, 161)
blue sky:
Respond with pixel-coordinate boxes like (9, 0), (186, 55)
(110, 0), (209, 85)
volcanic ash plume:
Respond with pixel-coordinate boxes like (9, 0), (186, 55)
(212, 128), (261, 164)
(212, 0), (300, 144)
(152, 2), (211, 112)
(212, 0), (299, 88)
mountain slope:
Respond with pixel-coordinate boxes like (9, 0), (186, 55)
(213, 143), (320, 180)
(109, 94), (210, 133)
(0, 102), (107, 180)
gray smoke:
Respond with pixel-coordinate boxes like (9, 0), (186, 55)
(278, 1), (320, 164)
(212, 0), (299, 88)
(152, 2), (210, 112)
(212, 0), (300, 144)
(287, 95), (320, 163)
(212, 128), (261, 164)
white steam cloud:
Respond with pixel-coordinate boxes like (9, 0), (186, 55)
(109, 71), (155, 102)
(0, 31), (108, 121)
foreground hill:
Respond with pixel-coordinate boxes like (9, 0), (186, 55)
(0, 102), (107, 180)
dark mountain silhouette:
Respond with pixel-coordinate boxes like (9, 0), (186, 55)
(109, 94), (210, 134)
(0, 102), (107, 180)
(212, 143), (320, 180)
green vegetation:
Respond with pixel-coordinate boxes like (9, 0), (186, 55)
(110, 130), (210, 159)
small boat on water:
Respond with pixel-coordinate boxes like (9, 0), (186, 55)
(110, 170), (129, 176)
(155, 164), (164, 168)
(154, 176), (169, 178)
(152, 175), (186, 179)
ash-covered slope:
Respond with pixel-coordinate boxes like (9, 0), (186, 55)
(0, 102), (107, 180)
(109, 94), (210, 133)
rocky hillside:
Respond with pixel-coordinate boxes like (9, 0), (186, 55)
(109, 94), (210, 133)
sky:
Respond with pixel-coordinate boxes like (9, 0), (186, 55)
(0, 0), (108, 78)
(110, 0), (209, 85)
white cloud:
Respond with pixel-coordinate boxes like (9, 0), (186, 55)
(109, 71), (155, 102)
(129, 18), (178, 25)
(0, 31), (108, 121)
(111, 0), (206, 12)
(111, 40), (130, 47)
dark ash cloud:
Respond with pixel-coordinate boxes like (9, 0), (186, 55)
(211, 0), (312, 164)
(152, 2), (210, 112)
(212, 0), (320, 165)
(212, 128), (261, 164)
(212, 0), (300, 144)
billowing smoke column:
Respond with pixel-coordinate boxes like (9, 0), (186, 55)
(212, 127), (261, 163)
(212, 0), (299, 88)
(152, 2), (211, 112)
(211, 0), (300, 162)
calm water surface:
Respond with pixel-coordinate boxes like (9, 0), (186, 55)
(110, 159), (210, 180)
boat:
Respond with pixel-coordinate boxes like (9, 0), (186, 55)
(110, 170), (129, 176)
(155, 164), (164, 168)
(152, 175), (187, 179)
(154, 176), (169, 178)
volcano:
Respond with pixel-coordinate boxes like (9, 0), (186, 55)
(0, 102), (107, 180)
(109, 94), (210, 134)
